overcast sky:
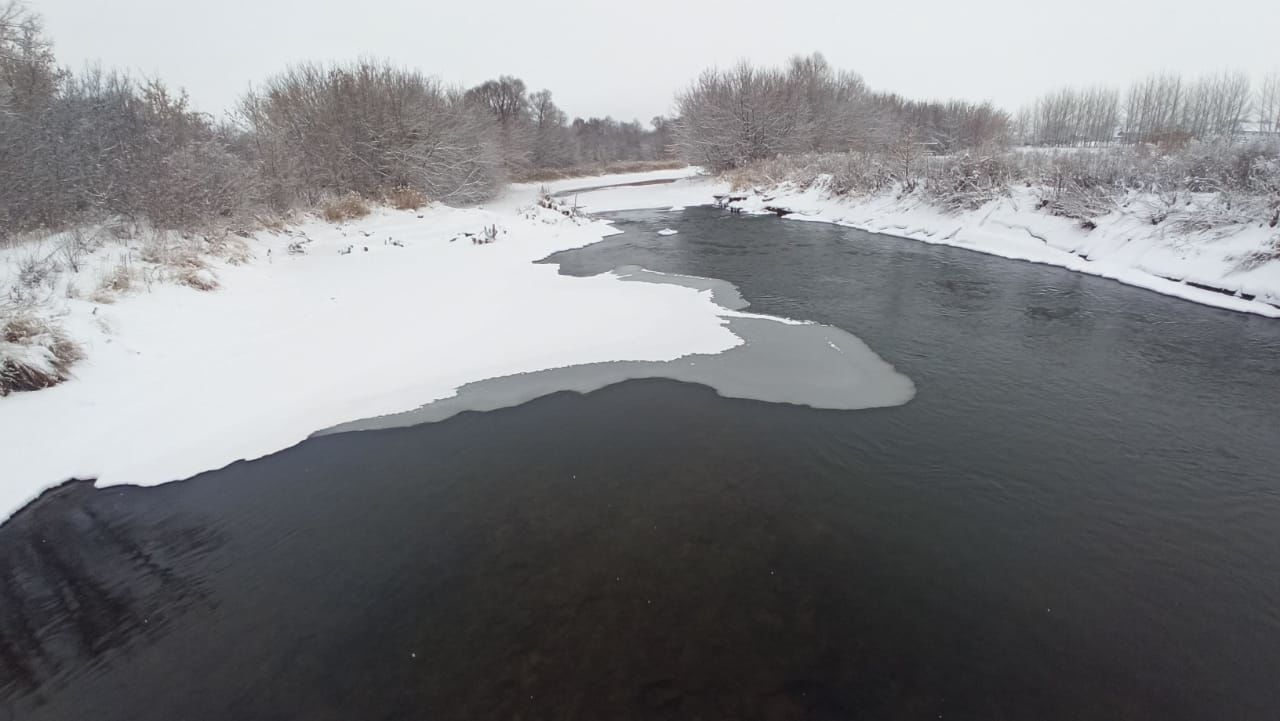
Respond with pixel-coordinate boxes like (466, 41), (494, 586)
(33, 0), (1280, 123)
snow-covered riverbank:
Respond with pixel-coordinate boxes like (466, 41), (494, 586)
(0, 169), (745, 517)
(723, 182), (1280, 318)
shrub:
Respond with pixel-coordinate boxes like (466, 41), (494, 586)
(92, 261), (137, 302)
(208, 234), (252, 265)
(165, 250), (219, 291)
(177, 266), (219, 291)
(1237, 234), (1280, 270)
(321, 193), (372, 223)
(0, 310), (84, 396)
(922, 154), (1015, 211)
(387, 186), (427, 210)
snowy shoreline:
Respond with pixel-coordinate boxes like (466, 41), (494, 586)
(718, 182), (1280, 318)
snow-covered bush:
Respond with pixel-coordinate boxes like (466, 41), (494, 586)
(1236, 234), (1280, 270)
(524, 191), (585, 224)
(923, 154), (1015, 211)
(0, 308), (83, 396)
(10, 248), (61, 305)
(726, 152), (896, 197)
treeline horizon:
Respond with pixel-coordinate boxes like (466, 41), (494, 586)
(3, 0), (1279, 239)
(0, 1), (677, 235)
(674, 56), (1280, 171)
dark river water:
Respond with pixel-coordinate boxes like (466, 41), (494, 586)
(4, 207), (1280, 720)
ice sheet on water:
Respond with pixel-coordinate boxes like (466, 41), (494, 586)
(326, 267), (915, 435)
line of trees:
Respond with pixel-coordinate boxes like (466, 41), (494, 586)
(1017, 85), (1120, 146)
(868, 95), (1010, 154)
(7, 0), (1279, 237)
(1019, 70), (1278, 147)
(0, 1), (672, 238)
(1260, 73), (1280, 136)
(462, 75), (674, 172)
(674, 53), (1279, 176)
(674, 53), (1011, 172)
(1, 4), (252, 231)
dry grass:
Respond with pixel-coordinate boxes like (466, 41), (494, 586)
(256, 213), (289, 234)
(214, 235), (252, 266)
(514, 159), (688, 183)
(387, 186), (427, 210)
(177, 266), (219, 291)
(321, 193), (372, 223)
(137, 233), (227, 290)
(91, 261), (138, 303)
(1, 311), (84, 396)
(1236, 234), (1280, 270)
(162, 247), (219, 291)
(99, 263), (135, 293)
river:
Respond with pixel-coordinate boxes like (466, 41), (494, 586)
(3, 206), (1279, 720)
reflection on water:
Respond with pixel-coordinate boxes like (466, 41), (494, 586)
(0, 482), (220, 713)
(3, 207), (1280, 720)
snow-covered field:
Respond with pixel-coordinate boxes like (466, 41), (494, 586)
(0, 168), (736, 518)
(726, 181), (1280, 317)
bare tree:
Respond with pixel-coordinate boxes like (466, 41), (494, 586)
(1258, 71), (1280, 135)
(465, 75), (532, 171)
(1025, 86), (1119, 147)
(528, 89), (574, 168)
(1180, 71), (1251, 140)
(1124, 73), (1186, 145)
(0, 1), (59, 117)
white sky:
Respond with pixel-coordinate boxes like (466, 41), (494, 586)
(33, 0), (1280, 123)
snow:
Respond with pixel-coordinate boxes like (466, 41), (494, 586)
(725, 181), (1280, 318)
(0, 170), (740, 519)
(555, 174), (731, 214)
(493, 166), (714, 215)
